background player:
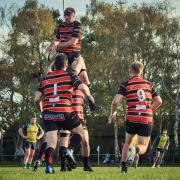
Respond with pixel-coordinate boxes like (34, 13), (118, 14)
(108, 61), (162, 174)
(151, 129), (170, 168)
(18, 114), (44, 169)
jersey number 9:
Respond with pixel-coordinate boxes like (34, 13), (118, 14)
(137, 89), (146, 101)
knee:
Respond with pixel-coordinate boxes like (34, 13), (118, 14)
(47, 141), (57, 149)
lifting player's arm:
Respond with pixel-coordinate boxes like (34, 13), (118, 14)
(46, 38), (60, 53)
(108, 94), (123, 124)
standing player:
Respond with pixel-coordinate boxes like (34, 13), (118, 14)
(34, 53), (99, 174)
(18, 114), (44, 169)
(108, 61), (162, 174)
(46, 7), (90, 85)
(152, 129), (170, 168)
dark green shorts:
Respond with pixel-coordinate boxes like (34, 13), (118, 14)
(24, 140), (37, 150)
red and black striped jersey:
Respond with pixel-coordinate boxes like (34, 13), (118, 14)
(37, 70), (82, 113)
(72, 89), (85, 121)
(56, 21), (83, 53)
(118, 76), (158, 123)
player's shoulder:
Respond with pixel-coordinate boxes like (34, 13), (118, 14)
(144, 78), (152, 85)
(74, 21), (81, 26)
(58, 21), (65, 27)
(120, 80), (129, 88)
(22, 122), (29, 129)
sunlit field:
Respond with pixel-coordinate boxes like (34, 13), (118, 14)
(0, 166), (180, 180)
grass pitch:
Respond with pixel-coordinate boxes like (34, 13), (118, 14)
(0, 166), (179, 180)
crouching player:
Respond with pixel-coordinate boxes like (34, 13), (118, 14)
(108, 61), (162, 174)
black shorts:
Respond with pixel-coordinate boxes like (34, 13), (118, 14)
(42, 111), (80, 132)
(126, 121), (153, 137)
(24, 140), (37, 150)
(64, 52), (81, 66)
(156, 148), (165, 154)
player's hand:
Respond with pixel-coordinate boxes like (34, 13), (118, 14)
(108, 115), (113, 125)
(46, 45), (56, 53)
(37, 136), (41, 140)
(88, 100), (102, 112)
(23, 136), (27, 139)
(108, 112), (117, 125)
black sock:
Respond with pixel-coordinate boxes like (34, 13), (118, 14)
(59, 146), (67, 169)
(45, 147), (54, 166)
(38, 142), (47, 160)
(121, 161), (128, 166)
(83, 156), (89, 167)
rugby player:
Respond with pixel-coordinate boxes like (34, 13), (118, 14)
(18, 114), (44, 169)
(59, 86), (93, 172)
(151, 129), (169, 168)
(108, 61), (162, 174)
(46, 7), (90, 86)
(34, 53), (99, 174)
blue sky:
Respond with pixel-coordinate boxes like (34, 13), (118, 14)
(0, 0), (180, 17)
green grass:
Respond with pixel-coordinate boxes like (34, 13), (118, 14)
(0, 166), (180, 180)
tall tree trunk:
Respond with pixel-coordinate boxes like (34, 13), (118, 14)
(114, 114), (120, 162)
(0, 128), (4, 162)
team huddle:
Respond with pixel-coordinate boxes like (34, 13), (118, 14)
(18, 7), (168, 174)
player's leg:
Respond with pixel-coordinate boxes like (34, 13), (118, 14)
(70, 55), (90, 85)
(136, 135), (150, 155)
(81, 128), (93, 171)
(33, 140), (47, 172)
(157, 150), (164, 167)
(44, 130), (58, 173)
(59, 130), (73, 171)
(121, 132), (136, 173)
(152, 149), (160, 168)
(27, 147), (35, 169)
(23, 147), (31, 169)
(133, 153), (139, 168)
(122, 133), (136, 162)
